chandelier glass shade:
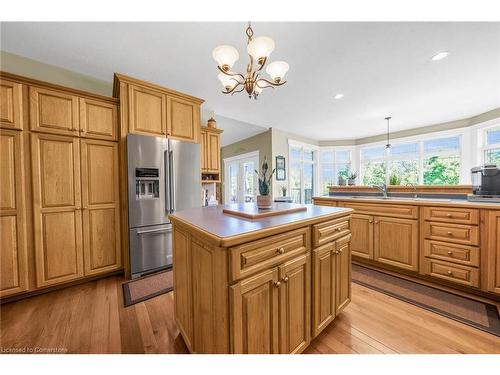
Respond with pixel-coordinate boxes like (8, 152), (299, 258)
(212, 23), (289, 99)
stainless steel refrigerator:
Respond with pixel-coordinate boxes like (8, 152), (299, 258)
(127, 134), (201, 278)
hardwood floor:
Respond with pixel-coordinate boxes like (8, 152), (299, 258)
(1, 276), (499, 354)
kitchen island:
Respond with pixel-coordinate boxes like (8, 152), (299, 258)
(169, 203), (353, 354)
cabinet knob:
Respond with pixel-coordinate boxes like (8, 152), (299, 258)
(282, 276), (289, 283)
(274, 281), (281, 288)
(338, 248), (343, 254)
(446, 213), (452, 217)
(369, 220), (373, 224)
(447, 231), (453, 236)
(375, 221), (379, 224)
(277, 247), (285, 255)
(447, 251), (453, 256)
(447, 270), (453, 276)
(333, 250), (339, 255)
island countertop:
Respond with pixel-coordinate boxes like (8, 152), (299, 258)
(169, 203), (353, 247)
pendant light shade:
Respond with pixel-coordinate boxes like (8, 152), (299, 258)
(266, 61), (289, 83)
(212, 45), (239, 70)
(247, 36), (275, 62)
(217, 72), (239, 91)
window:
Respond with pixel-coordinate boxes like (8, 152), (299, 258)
(223, 152), (259, 204)
(423, 136), (461, 185)
(289, 144), (317, 204)
(359, 135), (461, 186)
(319, 149), (351, 193)
(483, 126), (500, 164)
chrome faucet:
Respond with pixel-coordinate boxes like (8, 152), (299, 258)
(372, 183), (388, 198)
(407, 182), (418, 199)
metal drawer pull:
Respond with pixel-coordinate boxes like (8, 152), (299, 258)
(447, 270), (453, 275)
(282, 276), (289, 283)
(447, 251), (453, 256)
(446, 214), (453, 217)
(274, 281), (281, 288)
(447, 231), (453, 235)
(277, 247), (285, 254)
(335, 227), (342, 232)
(137, 228), (172, 235)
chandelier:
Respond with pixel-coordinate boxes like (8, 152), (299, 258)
(212, 23), (289, 99)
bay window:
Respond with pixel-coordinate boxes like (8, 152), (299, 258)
(423, 136), (461, 185)
(319, 149), (351, 193)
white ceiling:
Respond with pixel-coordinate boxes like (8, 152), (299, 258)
(1, 22), (499, 140)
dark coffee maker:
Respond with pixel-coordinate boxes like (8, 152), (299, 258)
(471, 164), (500, 196)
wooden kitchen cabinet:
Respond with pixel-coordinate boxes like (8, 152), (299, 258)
(278, 254), (311, 354)
(312, 242), (335, 337)
(0, 78), (23, 130)
(31, 133), (84, 287)
(0, 130), (28, 297)
(80, 139), (121, 276)
(350, 213), (374, 259)
(128, 84), (167, 136)
(230, 267), (280, 354)
(29, 86), (79, 136)
(374, 216), (419, 271)
(79, 97), (118, 141)
(200, 126), (223, 175)
(486, 210), (500, 294)
(167, 96), (200, 143)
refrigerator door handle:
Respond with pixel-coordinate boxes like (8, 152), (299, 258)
(164, 149), (170, 214)
(169, 149), (175, 213)
(136, 227), (172, 235)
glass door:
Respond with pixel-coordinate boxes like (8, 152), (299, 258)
(224, 152), (259, 204)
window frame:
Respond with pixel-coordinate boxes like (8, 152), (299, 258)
(480, 125), (500, 164)
(288, 140), (319, 204)
(318, 147), (354, 193)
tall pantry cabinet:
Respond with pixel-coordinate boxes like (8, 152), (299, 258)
(0, 72), (121, 298)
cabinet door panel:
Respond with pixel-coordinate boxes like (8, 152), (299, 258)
(279, 254), (310, 354)
(350, 214), (373, 259)
(30, 86), (79, 135)
(336, 236), (352, 313)
(0, 79), (23, 130)
(0, 130), (28, 297)
(230, 268), (279, 354)
(128, 85), (166, 136)
(487, 211), (500, 294)
(81, 139), (121, 276)
(374, 216), (418, 271)
(200, 130), (208, 171)
(167, 96), (199, 143)
(79, 98), (118, 141)
(207, 132), (220, 172)
(31, 133), (83, 287)
(312, 243), (335, 337)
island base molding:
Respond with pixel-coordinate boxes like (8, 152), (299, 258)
(170, 212), (353, 354)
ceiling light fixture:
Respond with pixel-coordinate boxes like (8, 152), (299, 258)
(431, 51), (449, 61)
(385, 116), (392, 154)
(334, 93), (344, 100)
(212, 22), (289, 99)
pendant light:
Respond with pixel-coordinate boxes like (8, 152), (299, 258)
(385, 116), (392, 154)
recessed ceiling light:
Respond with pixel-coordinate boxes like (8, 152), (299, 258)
(431, 51), (449, 61)
(334, 93), (344, 99)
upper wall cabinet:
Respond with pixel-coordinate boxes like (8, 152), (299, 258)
(113, 73), (204, 143)
(0, 79), (23, 130)
(167, 96), (200, 142)
(30, 86), (79, 136)
(79, 98), (118, 141)
(128, 84), (167, 136)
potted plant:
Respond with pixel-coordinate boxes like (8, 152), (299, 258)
(348, 171), (358, 186)
(389, 174), (401, 185)
(281, 185), (287, 197)
(338, 174), (346, 186)
(255, 157), (275, 209)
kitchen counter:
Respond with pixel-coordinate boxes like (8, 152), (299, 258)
(313, 195), (500, 209)
(169, 203), (353, 247)
(169, 203), (353, 353)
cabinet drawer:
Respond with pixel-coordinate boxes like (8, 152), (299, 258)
(423, 206), (478, 225)
(338, 202), (418, 219)
(313, 217), (350, 247)
(424, 222), (478, 246)
(229, 227), (310, 281)
(424, 240), (479, 267)
(423, 258), (479, 288)
(313, 199), (337, 207)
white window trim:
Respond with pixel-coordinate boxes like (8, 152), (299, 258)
(288, 140), (319, 203)
(223, 151), (259, 204)
(318, 147), (355, 191)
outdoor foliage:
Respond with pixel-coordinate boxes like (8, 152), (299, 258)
(423, 156), (460, 185)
